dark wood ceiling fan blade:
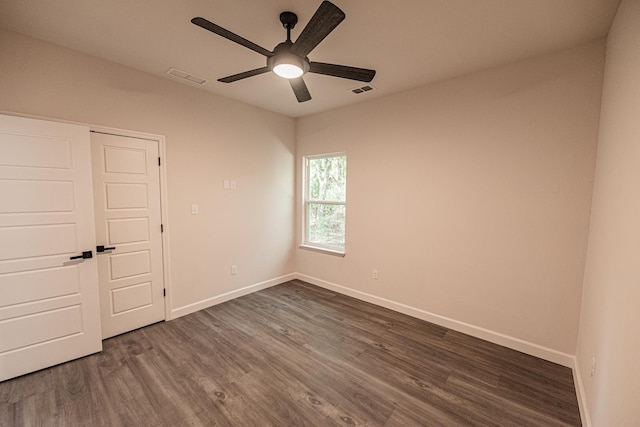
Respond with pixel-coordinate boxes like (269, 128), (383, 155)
(218, 67), (271, 83)
(191, 17), (273, 57)
(289, 77), (312, 102)
(309, 62), (376, 82)
(291, 1), (345, 57)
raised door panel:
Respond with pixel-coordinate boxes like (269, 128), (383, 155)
(0, 132), (71, 168)
(107, 218), (150, 245)
(105, 183), (149, 209)
(109, 250), (151, 280)
(0, 266), (81, 307)
(104, 146), (146, 174)
(0, 180), (75, 213)
(111, 282), (153, 314)
(0, 224), (77, 260)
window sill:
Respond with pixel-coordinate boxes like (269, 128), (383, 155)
(299, 245), (346, 257)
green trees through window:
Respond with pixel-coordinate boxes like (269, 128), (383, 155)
(305, 153), (347, 250)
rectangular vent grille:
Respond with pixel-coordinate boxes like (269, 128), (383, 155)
(350, 85), (375, 95)
(165, 67), (208, 85)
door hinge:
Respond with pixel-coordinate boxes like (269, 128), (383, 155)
(163, 288), (166, 297)
(158, 157), (161, 166)
(161, 224), (164, 233)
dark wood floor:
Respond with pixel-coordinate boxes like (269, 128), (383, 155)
(0, 280), (581, 426)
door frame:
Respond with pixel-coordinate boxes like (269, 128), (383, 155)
(0, 111), (173, 324)
(90, 125), (172, 323)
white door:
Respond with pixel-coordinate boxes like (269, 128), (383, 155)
(91, 132), (165, 339)
(0, 114), (102, 382)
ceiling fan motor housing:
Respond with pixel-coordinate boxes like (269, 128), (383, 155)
(268, 41), (310, 74)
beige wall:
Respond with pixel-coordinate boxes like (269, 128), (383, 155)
(577, 0), (640, 424)
(0, 30), (296, 313)
(296, 41), (605, 355)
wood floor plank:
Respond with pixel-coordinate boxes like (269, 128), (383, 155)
(0, 280), (582, 426)
(444, 372), (573, 426)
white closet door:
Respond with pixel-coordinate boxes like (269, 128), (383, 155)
(91, 132), (165, 339)
(0, 114), (102, 382)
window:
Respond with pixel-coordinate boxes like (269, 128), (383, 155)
(302, 153), (347, 254)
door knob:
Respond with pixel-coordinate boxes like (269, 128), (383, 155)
(70, 250), (93, 260)
(96, 245), (116, 253)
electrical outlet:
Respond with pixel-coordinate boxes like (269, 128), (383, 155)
(231, 265), (237, 275)
(591, 357), (597, 377)
(191, 204), (199, 215)
(230, 180), (237, 190)
(372, 269), (378, 280)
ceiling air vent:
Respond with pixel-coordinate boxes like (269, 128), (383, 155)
(165, 67), (208, 85)
(350, 85), (375, 95)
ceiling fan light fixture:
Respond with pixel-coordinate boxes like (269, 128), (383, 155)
(273, 63), (304, 79)
(272, 53), (306, 79)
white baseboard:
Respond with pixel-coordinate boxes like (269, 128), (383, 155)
(295, 273), (575, 368)
(169, 273), (296, 320)
(572, 357), (592, 427)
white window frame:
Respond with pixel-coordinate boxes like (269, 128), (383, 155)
(300, 152), (347, 256)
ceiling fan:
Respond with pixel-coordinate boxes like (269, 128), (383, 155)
(191, 1), (376, 103)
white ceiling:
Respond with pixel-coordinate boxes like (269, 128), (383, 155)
(0, 0), (620, 118)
